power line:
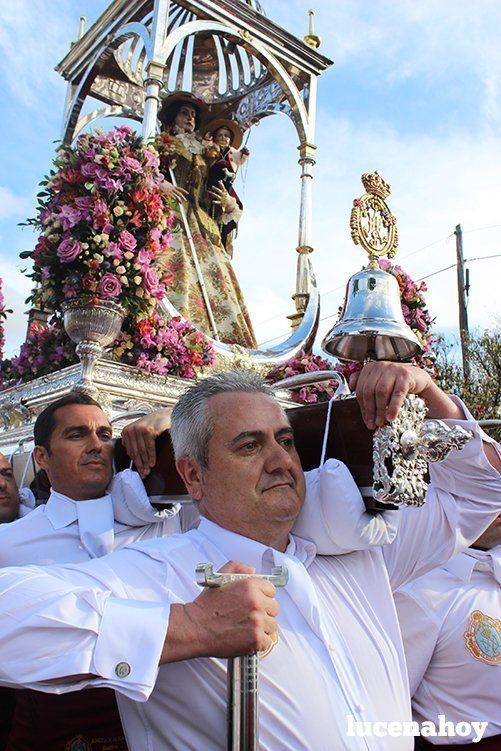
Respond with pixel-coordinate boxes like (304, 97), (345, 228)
(417, 253), (501, 282)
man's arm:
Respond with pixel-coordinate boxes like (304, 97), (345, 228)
(0, 552), (278, 700)
(351, 361), (500, 471)
(121, 408), (172, 478)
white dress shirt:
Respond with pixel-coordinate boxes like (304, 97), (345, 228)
(0, 407), (498, 750)
(0, 470), (196, 566)
(395, 545), (501, 744)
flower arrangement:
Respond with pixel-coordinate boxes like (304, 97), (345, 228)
(265, 350), (340, 404)
(114, 313), (215, 378)
(0, 318), (77, 385)
(22, 126), (175, 320)
(0, 279), (11, 364)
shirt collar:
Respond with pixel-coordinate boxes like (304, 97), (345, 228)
(443, 546), (501, 583)
(44, 490), (112, 530)
(197, 517), (316, 572)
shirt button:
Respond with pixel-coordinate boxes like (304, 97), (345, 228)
(356, 704), (365, 714)
(328, 644), (335, 652)
(115, 662), (131, 679)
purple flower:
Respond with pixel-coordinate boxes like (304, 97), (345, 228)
(81, 162), (100, 179)
(57, 204), (81, 230)
(57, 238), (83, 263)
(118, 230), (137, 252)
(97, 273), (122, 299)
(105, 242), (124, 260)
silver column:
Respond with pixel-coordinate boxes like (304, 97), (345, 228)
(196, 563), (288, 751)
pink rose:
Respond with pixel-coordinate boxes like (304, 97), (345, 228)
(118, 230), (137, 252)
(143, 267), (164, 299)
(97, 273), (122, 299)
(57, 238), (83, 263)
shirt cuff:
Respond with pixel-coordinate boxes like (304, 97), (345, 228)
(91, 597), (170, 701)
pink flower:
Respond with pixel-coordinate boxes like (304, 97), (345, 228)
(57, 238), (83, 263)
(142, 149), (160, 169)
(118, 230), (137, 252)
(120, 156), (143, 174)
(97, 273), (122, 299)
(142, 268), (164, 299)
(137, 247), (153, 270)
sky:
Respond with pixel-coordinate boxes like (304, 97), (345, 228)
(1, 0), (500, 358)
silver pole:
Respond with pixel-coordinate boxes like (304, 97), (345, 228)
(195, 563), (288, 751)
(168, 168), (220, 340)
(227, 655), (259, 751)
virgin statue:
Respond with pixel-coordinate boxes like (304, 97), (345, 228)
(156, 93), (256, 348)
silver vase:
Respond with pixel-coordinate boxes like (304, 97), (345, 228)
(62, 299), (125, 394)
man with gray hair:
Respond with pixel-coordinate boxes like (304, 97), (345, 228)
(0, 362), (499, 751)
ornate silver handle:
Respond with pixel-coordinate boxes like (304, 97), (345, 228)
(373, 395), (474, 507)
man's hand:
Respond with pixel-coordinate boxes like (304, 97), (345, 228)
(121, 408), (172, 478)
(350, 361), (465, 430)
(160, 561), (280, 664)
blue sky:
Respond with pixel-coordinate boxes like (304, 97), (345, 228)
(1, 0), (500, 356)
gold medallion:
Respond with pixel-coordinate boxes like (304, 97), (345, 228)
(349, 172), (399, 266)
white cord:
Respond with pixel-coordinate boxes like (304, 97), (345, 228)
(319, 396), (337, 467)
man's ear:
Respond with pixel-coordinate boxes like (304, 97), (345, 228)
(175, 456), (204, 501)
(33, 445), (50, 473)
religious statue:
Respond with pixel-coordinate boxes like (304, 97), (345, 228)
(204, 118), (250, 258)
(156, 93), (256, 348)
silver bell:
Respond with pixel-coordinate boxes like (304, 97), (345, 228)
(322, 267), (422, 362)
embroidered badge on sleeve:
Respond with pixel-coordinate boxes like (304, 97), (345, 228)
(464, 610), (501, 666)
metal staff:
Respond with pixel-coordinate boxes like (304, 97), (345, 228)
(196, 563), (288, 751)
(167, 167), (220, 341)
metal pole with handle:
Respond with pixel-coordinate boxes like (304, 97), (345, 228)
(195, 563), (288, 751)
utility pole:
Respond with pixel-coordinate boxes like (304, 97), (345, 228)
(455, 224), (471, 382)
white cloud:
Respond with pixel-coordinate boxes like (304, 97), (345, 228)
(0, 187), (30, 220)
(0, 1), (74, 108)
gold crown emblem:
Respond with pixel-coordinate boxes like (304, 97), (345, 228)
(361, 172), (391, 199)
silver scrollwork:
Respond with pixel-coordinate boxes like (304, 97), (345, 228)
(373, 394), (474, 506)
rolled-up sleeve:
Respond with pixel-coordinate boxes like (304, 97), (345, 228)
(0, 547), (172, 701)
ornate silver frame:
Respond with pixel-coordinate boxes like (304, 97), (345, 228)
(55, 0), (333, 362)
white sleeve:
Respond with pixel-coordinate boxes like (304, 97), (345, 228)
(393, 586), (441, 696)
(384, 404), (501, 590)
(293, 459), (399, 554)
(110, 469), (181, 526)
(0, 548), (174, 701)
